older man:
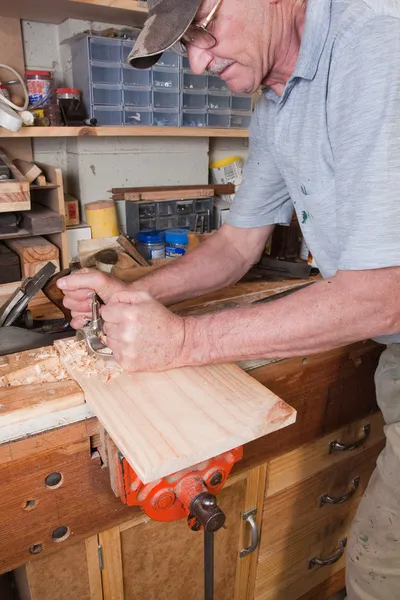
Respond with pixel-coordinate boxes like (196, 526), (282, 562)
(58, 0), (400, 597)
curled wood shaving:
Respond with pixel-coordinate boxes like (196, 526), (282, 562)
(55, 339), (122, 384)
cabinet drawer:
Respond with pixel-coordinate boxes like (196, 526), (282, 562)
(267, 411), (385, 497)
(255, 505), (356, 600)
(260, 440), (383, 544)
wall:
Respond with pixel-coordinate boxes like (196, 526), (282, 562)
(22, 18), (248, 230)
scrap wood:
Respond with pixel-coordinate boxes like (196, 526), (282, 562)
(110, 183), (235, 202)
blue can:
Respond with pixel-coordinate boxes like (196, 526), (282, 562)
(135, 230), (165, 261)
(165, 229), (189, 258)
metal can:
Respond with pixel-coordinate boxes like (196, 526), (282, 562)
(136, 230), (165, 261)
(56, 88), (81, 102)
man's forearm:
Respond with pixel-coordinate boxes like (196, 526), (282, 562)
(129, 224), (273, 305)
(181, 268), (400, 365)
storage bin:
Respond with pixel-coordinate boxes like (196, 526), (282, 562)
(182, 90), (207, 109)
(157, 201), (177, 216)
(93, 105), (123, 125)
(122, 66), (151, 86)
(181, 109), (207, 128)
(123, 86), (152, 106)
(177, 214), (196, 229)
(124, 107), (152, 126)
(207, 92), (230, 110)
(90, 38), (121, 63)
(153, 89), (180, 109)
(90, 62), (121, 85)
(231, 93), (253, 112)
(230, 111), (252, 129)
(122, 39), (139, 64)
(156, 51), (180, 70)
(91, 84), (122, 105)
(208, 75), (229, 92)
(152, 68), (180, 89)
(182, 70), (207, 90)
(153, 108), (179, 127)
(208, 110), (230, 128)
(182, 56), (191, 69)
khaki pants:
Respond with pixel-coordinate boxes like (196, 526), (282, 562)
(346, 344), (400, 599)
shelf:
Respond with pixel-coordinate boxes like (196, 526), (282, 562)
(0, 126), (249, 139)
(2, 0), (148, 25)
(70, 0), (147, 13)
(30, 184), (60, 190)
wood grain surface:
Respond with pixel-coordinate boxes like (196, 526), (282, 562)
(56, 340), (296, 483)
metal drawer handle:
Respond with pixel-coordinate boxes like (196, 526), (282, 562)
(319, 476), (360, 507)
(309, 538), (347, 569)
(329, 424), (370, 454)
(240, 508), (258, 558)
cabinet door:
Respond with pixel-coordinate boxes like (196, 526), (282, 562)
(100, 465), (267, 600)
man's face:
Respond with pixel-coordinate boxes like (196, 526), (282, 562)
(186, 0), (266, 94)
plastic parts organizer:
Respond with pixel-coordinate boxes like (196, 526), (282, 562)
(71, 35), (252, 128)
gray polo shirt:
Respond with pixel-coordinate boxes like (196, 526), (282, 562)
(228, 0), (400, 344)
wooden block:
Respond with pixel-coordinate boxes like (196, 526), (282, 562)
(5, 236), (59, 277)
(116, 234), (149, 267)
(13, 159), (42, 184)
(64, 194), (80, 226)
(35, 175), (47, 186)
(0, 149), (30, 213)
(0, 213), (18, 235)
(56, 339), (296, 484)
(0, 242), (21, 284)
(19, 203), (64, 235)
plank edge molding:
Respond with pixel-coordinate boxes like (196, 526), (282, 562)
(55, 340), (296, 484)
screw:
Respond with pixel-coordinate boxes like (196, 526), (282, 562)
(209, 472), (223, 487)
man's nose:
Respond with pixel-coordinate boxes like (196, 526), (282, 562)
(187, 45), (213, 74)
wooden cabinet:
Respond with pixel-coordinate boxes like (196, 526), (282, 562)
(8, 341), (385, 600)
(15, 466), (267, 600)
(254, 412), (385, 600)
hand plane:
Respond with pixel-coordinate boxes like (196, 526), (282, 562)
(0, 263), (73, 355)
(76, 294), (114, 361)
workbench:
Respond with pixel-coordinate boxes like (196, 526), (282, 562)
(0, 279), (384, 600)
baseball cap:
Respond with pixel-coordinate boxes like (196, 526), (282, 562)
(128, 0), (201, 69)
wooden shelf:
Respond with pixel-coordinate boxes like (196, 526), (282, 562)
(70, 0), (148, 13)
(0, 126), (249, 139)
(2, 0), (148, 25)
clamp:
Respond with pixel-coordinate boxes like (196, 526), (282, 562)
(105, 436), (243, 600)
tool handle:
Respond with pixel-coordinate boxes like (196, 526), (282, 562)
(42, 268), (72, 323)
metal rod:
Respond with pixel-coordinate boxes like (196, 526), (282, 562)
(204, 529), (214, 600)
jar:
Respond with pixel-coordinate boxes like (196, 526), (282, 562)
(56, 88), (81, 102)
(136, 230), (165, 261)
(25, 70), (53, 108)
(44, 104), (62, 126)
(165, 229), (189, 258)
(0, 84), (10, 102)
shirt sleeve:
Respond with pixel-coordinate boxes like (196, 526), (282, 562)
(329, 16), (400, 271)
(228, 96), (293, 228)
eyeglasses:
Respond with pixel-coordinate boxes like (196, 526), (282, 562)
(173, 0), (224, 56)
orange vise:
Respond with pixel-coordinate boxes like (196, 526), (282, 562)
(111, 446), (243, 532)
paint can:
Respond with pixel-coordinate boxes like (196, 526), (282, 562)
(209, 155), (243, 203)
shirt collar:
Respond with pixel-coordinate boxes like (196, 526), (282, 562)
(292, 0), (333, 81)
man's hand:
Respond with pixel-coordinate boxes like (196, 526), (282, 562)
(57, 268), (127, 329)
(102, 290), (185, 372)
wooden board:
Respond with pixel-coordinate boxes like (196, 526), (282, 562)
(0, 346), (84, 427)
(35, 163), (69, 270)
(5, 236), (59, 277)
(0, 126), (249, 139)
(20, 204), (64, 235)
(55, 339), (296, 484)
(0, 149), (30, 212)
(110, 183), (235, 202)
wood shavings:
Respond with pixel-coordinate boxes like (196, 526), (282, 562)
(0, 356), (67, 388)
(55, 339), (122, 384)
